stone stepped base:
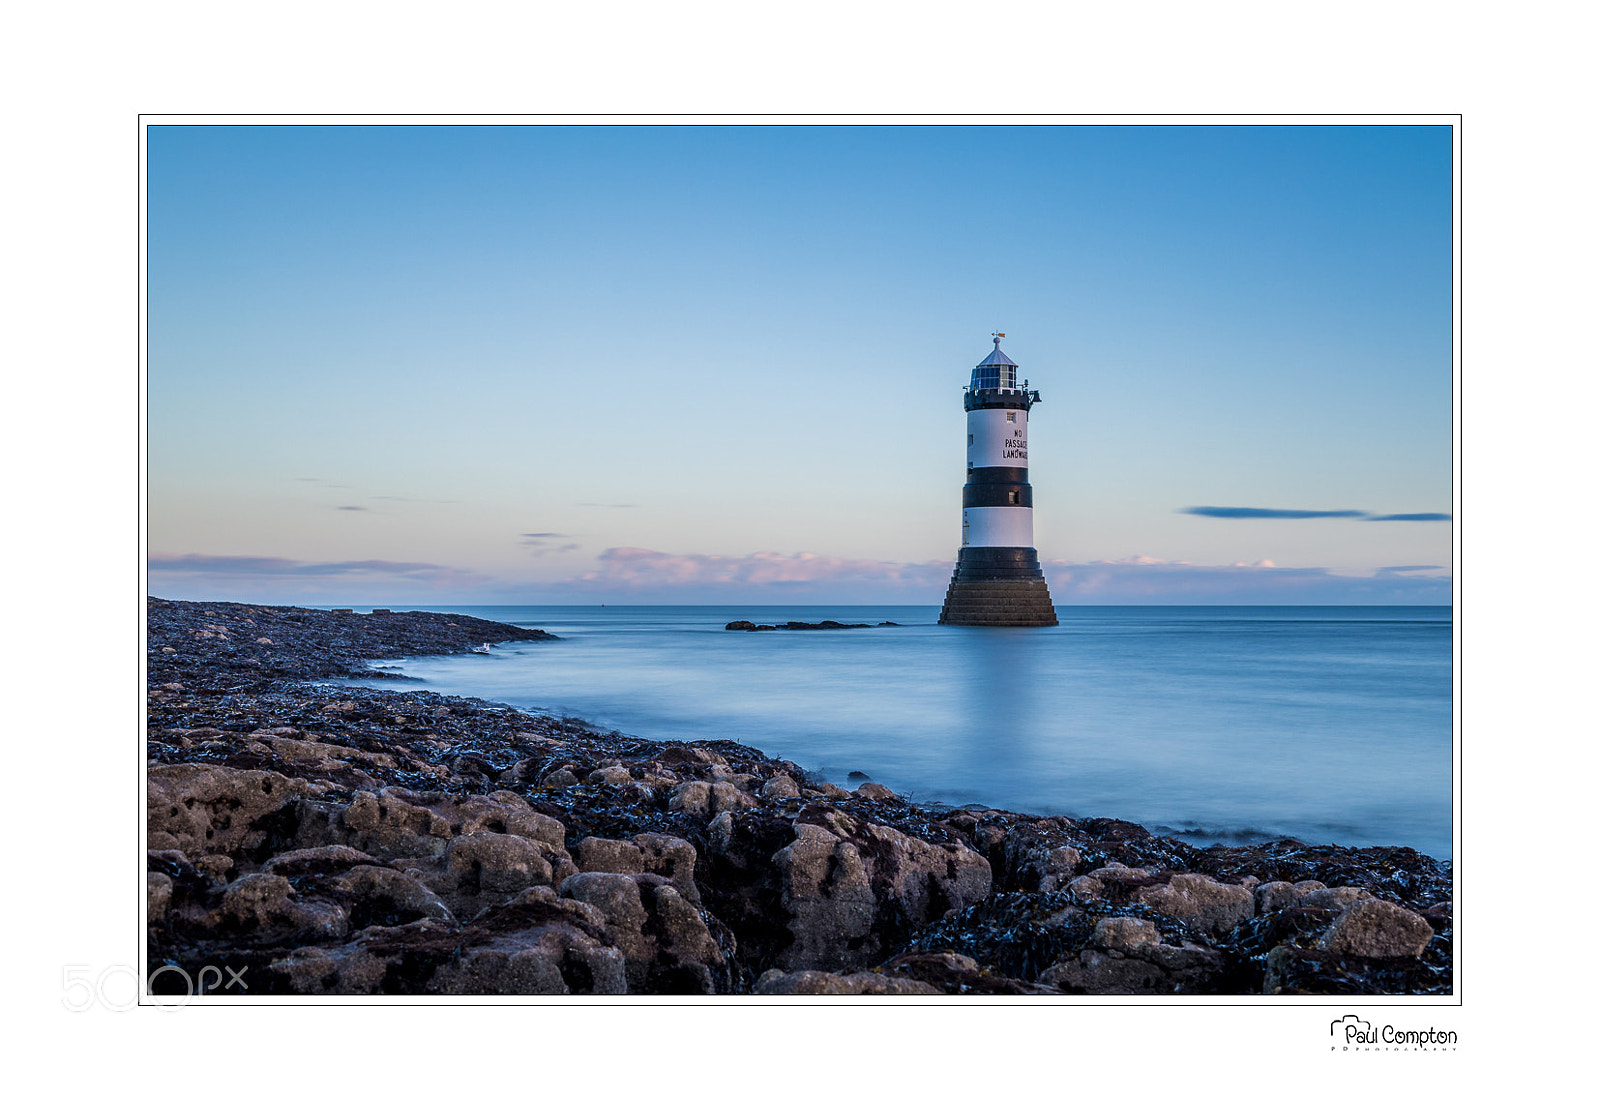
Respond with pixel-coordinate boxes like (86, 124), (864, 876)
(938, 578), (1059, 627)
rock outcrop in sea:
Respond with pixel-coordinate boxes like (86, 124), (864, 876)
(146, 598), (1452, 996)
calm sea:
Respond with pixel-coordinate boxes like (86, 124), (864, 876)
(353, 605), (1454, 858)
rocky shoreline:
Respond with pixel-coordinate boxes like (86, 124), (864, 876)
(146, 597), (1452, 996)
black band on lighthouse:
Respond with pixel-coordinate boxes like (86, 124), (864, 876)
(963, 481), (1033, 508)
(950, 547), (1047, 581)
(966, 466), (1029, 485)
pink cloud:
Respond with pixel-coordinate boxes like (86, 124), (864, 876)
(577, 547), (951, 588)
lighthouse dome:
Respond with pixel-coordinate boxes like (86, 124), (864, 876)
(971, 340), (1019, 391)
(975, 341), (1017, 369)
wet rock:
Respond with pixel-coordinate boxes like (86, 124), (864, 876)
(1039, 935), (1225, 995)
(633, 833), (701, 903)
(271, 938), (393, 994)
(1256, 880), (1307, 913)
(330, 865), (455, 928)
(195, 855), (234, 881)
(147, 764), (309, 859)
(753, 970), (940, 995)
(560, 872), (729, 993)
(1134, 874), (1254, 936)
(441, 832), (555, 908)
(1301, 887), (1376, 913)
(218, 873), (350, 942)
(880, 951), (1057, 995)
(1319, 899), (1434, 958)
(761, 775), (800, 800)
(854, 782), (897, 801)
(771, 808), (992, 971)
(588, 765), (633, 786)
(669, 780), (757, 819)
(148, 872), (172, 920)
(432, 891), (628, 995)
(668, 781), (711, 817)
(1065, 863), (1147, 900)
(1093, 916), (1160, 952)
(262, 844), (382, 878)
(574, 837), (646, 875)
(774, 824), (877, 971)
(1002, 822), (1083, 892)
(342, 788), (455, 859)
(459, 793), (566, 849)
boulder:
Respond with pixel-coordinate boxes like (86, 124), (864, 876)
(1319, 899), (1434, 958)
(559, 873), (729, 993)
(269, 897), (628, 995)
(1040, 937), (1225, 995)
(426, 890), (628, 995)
(1093, 916), (1161, 952)
(1134, 874), (1255, 936)
(459, 794), (566, 849)
(634, 832), (701, 903)
(1300, 887), (1376, 913)
(1255, 880), (1306, 913)
(217, 872), (349, 942)
(330, 865), (456, 928)
(669, 780), (757, 819)
(770, 807), (992, 971)
(574, 837), (646, 875)
(341, 788), (456, 859)
(761, 775), (800, 800)
(1064, 863), (1148, 900)
(147, 764), (309, 859)
(261, 844), (382, 878)
(753, 970), (940, 995)
(195, 855), (234, 881)
(444, 832), (555, 900)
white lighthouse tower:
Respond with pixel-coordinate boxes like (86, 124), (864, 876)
(938, 335), (1059, 626)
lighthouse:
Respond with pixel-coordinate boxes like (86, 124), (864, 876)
(938, 335), (1059, 626)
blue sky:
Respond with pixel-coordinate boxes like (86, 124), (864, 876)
(147, 124), (1453, 604)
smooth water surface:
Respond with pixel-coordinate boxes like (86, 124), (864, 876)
(355, 605), (1453, 857)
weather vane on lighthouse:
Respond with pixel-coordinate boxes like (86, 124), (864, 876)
(938, 335), (1059, 626)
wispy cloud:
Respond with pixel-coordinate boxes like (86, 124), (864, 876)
(336, 505), (369, 512)
(1364, 512), (1452, 521)
(522, 532), (581, 556)
(1182, 506), (1370, 519)
(1377, 564), (1447, 573)
(578, 502), (640, 509)
(147, 553), (485, 588)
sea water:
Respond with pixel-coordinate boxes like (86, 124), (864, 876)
(355, 605), (1453, 858)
